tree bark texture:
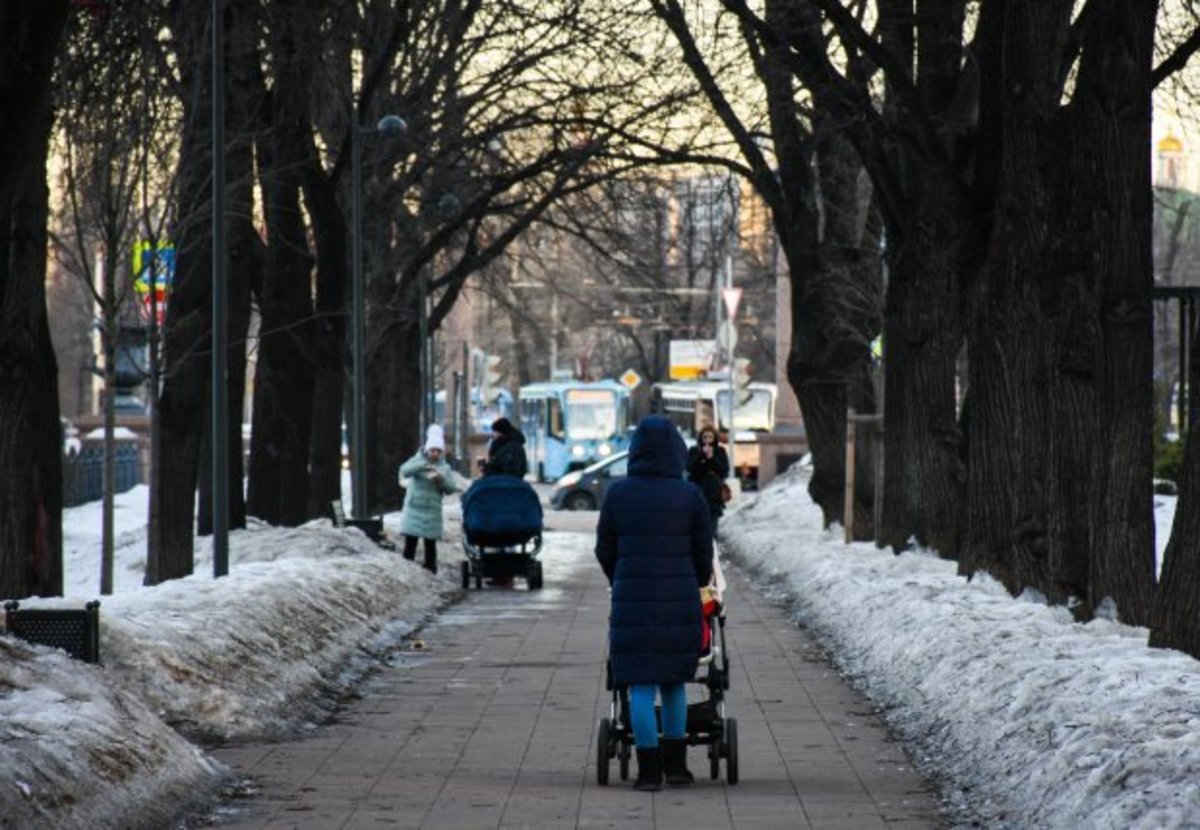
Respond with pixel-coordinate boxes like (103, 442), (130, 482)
(879, 168), (965, 555)
(0, 0), (67, 600)
(1074, 0), (1158, 626)
(147, 6), (213, 584)
(246, 5), (318, 526)
(302, 141), (349, 520)
(764, 0), (880, 536)
(0, 113), (63, 599)
(198, 0), (260, 535)
(300, 22), (351, 521)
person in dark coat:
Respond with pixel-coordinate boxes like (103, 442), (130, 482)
(483, 417), (528, 479)
(685, 424), (730, 538)
(481, 417), (529, 586)
(595, 415), (713, 791)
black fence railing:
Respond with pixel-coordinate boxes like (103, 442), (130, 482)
(62, 444), (140, 507)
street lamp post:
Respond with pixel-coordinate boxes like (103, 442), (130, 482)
(350, 110), (406, 520)
(212, 0), (229, 577)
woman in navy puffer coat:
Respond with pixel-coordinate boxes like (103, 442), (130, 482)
(595, 415), (713, 791)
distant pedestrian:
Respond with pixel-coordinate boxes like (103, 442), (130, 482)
(685, 424), (730, 538)
(483, 417), (528, 479)
(398, 425), (459, 574)
(595, 415), (713, 791)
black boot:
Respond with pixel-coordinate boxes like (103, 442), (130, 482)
(633, 747), (662, 792)
(662, 738), (694, 787)
(423, 549), (437, 574)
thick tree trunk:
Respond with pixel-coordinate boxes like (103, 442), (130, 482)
(1076, 0), (1157, 626)
(147, 7), (212, 585)
(955, 0), (1080, 599)
(302, 146), (349, 520)
(0, 113), (63, 599)
(816, 123), (881, 539)
(198, 0), (259, 534)
(879, 170), (965, 555)
(0, 0), (67, 600)
(959, 231), (1015, 584)
(763, 0), (879, 534)
(246, 7), (317, 526)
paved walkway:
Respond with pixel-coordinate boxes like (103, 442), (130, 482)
(209, 513), (942, 829)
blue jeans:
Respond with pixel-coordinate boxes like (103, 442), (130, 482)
(629, 683), (687, 749)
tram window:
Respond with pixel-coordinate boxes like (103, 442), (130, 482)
(549, 398), (565, 439)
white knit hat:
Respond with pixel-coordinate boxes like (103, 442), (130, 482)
(424, 424), (445, 452)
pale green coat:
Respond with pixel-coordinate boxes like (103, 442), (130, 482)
(399, 451), (459, 539)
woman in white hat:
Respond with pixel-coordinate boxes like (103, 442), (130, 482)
(397, 424), (459, 573)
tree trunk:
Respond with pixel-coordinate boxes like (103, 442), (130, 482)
(370, 298), (423, 514)
(1151, 325), (1200, 656)
(879, 169), (966, 555)
(147, 6), (212, 584)
(303, 146), (349, 520)
(0, 0), (67, 601)
(198, 0), (259, 534)
(1075, 0), (1157, 626)
(246, 6), (317, 526)
(0, 111), (63, 599)
(815, 120), (881, 539)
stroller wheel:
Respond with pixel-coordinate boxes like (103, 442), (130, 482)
(618, 740), (630, 780)
(596, 718), (613, 786)
(527, 560), (543, 590)
(724, 717), (739, 785)
(460, 561), (470, 590)
(709, 738), (720, 780)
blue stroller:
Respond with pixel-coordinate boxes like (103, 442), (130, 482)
(460, 476), (544, 590)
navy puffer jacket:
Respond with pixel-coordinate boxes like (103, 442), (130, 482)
(595, 416), (714, 686)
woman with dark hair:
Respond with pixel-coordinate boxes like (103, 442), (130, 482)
(483, 417), (528, 479)
(685, 424), (730, 538)
(596, 415), (713, 791)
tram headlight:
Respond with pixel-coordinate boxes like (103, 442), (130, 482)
(597, 443), (612, 457)
(571, 445), (586, 458)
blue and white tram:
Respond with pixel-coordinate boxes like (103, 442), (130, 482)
(518, 379), (632, 482)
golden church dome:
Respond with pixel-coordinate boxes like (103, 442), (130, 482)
(1159, 130), (1184, 154)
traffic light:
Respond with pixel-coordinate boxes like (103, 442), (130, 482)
(481, 353), (505, 404)
(733, 357), (753, 404)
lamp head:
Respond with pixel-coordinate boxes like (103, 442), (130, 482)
(376, 114), (407, 136)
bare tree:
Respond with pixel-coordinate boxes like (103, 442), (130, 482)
(51, 2), (175, 594)
(646, 0), (884, 535)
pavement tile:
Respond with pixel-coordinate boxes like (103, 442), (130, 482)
(208, 518), (943, 829)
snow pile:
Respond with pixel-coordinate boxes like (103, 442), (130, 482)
(0, 638), (221, 830)
(721, 467), (1200, 829)
(3, 485), (461, 828)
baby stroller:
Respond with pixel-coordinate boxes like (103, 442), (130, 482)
(460, 476), (544, 590)
(596, 586), (738, 785)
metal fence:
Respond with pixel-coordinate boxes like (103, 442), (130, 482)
(62, 444), (141, 507)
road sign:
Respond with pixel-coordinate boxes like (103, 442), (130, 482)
(619, 368), (643, 391)
(669, 339), (716, 380)
(133, 241), (175, 294)
(721, 287), (743, 320)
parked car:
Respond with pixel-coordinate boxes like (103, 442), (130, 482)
(549, 451), (628, 511)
